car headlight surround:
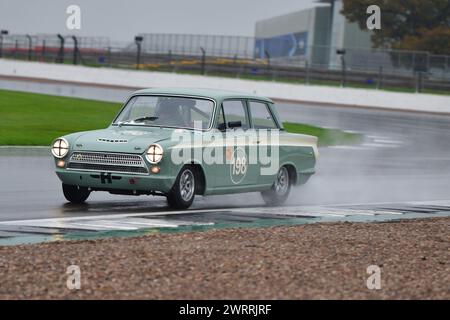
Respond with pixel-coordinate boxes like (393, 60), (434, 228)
(51, 138), (69, 158)
(146, 144), (164, 164)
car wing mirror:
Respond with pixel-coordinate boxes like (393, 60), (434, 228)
(228, 121), (242, 129)
(217, 123), (227, 131)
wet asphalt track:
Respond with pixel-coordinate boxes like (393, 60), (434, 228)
(1, 78), (450, 224)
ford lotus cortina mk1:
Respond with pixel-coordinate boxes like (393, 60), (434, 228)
(51, 88), (318, 209)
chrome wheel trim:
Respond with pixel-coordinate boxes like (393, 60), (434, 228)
(274, 167), (289, 195)
(180, 169), (195, 201)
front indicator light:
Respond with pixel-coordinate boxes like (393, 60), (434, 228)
(150, 166), (160, 174)
(56, 160), (65, 168)
(51, 138), (69, 158)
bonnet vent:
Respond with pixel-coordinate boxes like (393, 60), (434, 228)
(97, 138), (128, 143)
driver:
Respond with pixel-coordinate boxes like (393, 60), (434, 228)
(156, 99), (186, 127)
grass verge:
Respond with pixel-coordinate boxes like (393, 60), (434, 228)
(0, 89), (362, 146)
(0, 90), (122, 145)
(283, 122), (362, 146)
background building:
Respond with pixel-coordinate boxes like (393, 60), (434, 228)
(254, 0), (372, 69)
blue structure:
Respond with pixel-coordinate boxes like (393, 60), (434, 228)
(255, 32), (308, 59)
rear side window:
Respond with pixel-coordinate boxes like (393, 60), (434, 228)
(249, 101), (278, 129)
(222, 100), (249, 129)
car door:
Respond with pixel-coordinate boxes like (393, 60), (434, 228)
(213, 99), (257, 188)
(248, 100), (280, 186)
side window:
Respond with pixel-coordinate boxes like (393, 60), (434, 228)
(249, 101), (278, 129)
(221, 100), (249, 129)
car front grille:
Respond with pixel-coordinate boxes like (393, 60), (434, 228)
(67, 152), (148, 175)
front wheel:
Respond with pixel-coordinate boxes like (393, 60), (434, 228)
(167, 166), (196, 209)
(261, 166), (291, 206)
(62, 184), (90, 203)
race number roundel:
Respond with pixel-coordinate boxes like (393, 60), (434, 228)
(230, 147), (247, 184)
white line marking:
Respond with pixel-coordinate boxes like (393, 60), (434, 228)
(0, 201), (447, 233)
(372, 139), (403, 144)
(67, 222), (137, 231)
(325, 145), (371, 150)
(362, 142), (398, 148)
(0, 208), (218, 225)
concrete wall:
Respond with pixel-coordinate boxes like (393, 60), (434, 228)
(255, 8), (316, 42)
(0, 59), (449, 114)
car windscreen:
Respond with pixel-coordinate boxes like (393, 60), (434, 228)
(113, 95), (215, 130)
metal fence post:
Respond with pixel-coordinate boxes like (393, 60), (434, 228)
(340, 57), (346, 87)
(377, 66), (383, 89)
(72, 36), (79, 65)
(415, 72), (423, 93)
(57, 34), (65, 63)
(445, 56), (449, 73)
(41, 39), (46, 62)
(233, 54), (238, 78)
(0, 30), (8, 58)
(168, 49), (172, 66)
(107, 46), (111, 67)
(414, 72), (418, 92)
(14, 39), (18, 59)
(135, 36), (143, 70)
(264, 50), (270, 78)
(305, 61), (310, 85)
(200, 47), (206, 75)
(26, 34), (32, 61)
(336, 49), (346, 87)
(342, 56), (347, 87)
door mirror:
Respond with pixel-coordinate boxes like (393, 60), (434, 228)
(228, 121), (242, 129)
(217, 122), (227, 131)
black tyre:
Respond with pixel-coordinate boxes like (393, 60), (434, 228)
(62, 184), (90, 203)
(167, 166), (196, 209)
(261, 166), (291, 206)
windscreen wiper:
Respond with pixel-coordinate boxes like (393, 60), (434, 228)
(116, 116), (159, 127)
(133, 116), (159, 122)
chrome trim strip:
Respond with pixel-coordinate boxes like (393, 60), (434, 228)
(70, 152), (144, 166)
(66, 166), (149, 176)
(97, 138), (129, 143)
(67, 151), (149, 175)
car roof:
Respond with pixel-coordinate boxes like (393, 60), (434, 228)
(132, 87), (273, 103)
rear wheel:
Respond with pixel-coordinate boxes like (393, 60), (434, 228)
(261, 166), (291, 206)
(167, 166), (196, 209)
(62, 184), (90, 203)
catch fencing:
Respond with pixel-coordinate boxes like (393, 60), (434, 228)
(0, 33), (449, 93)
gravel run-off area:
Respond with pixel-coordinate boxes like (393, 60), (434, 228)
(0, 217), (448, 299)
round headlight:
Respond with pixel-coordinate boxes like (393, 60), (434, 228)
(146, 144), (163, 164)
(51, 138), (69, 158)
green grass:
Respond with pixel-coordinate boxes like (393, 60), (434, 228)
(283, 122), (362, 147)
(0, 89), (362, 146)
(0, 90), (122, 145)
